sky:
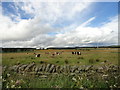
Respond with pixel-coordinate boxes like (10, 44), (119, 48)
(0, 0), (119, 48)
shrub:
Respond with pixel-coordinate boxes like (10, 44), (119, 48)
(56, 61), (59, 63)
(65, 60), (69, 64)
(10, 57), (14, 59)
(78, 57), (84, 59)
(104, 60), (107, 63)
(77, 61), (79, 64)
(96, 59), (100, 62)
(31, 57), (34, 59)
(89, 59), (94, 64)
(40, 61), (45, 64)
(60, 57), (62, 58)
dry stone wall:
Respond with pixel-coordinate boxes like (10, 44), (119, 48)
(6, 63), (119, 75)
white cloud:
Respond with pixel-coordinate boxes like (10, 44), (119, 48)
(1, 1), (92, 39)
(12, 1), (92, 23)
(81, 17), (96, 27)
(0, 1), (118, 48)
(0, 14), (55, 41)
(52, 15), (118, 47)
(1, 15), (118, 48)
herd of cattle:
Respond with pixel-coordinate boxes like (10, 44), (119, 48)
(72, 52), (81, 55)
(30, 51), (82, 57)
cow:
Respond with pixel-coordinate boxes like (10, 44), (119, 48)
(45, 52), (50, 54)
(34, 53), (41, 57)
(54, 52), (61, 55)
(77, 52), (81, 55)
(51, 53), (55, 58)
(56, 52), (61, 55)
(74, 52), (77, 54)
(35, 54), (41, 57)
(72, 52), (74, 54)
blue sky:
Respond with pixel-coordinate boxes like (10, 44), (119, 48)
(2, 2), (34, 21)
(0, 1), (118, 48)
(88, 2), (118, 27)
(2, 2), (118, 27)
(54, 2), (118, 28)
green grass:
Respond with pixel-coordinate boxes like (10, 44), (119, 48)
(2, 48), (118, 67)
(2, 48), (119, 88)
(3, 68), (119, 88)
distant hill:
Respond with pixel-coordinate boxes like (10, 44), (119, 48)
(47, 45), (120, 49)
(1, 45), (120, 52)
(1, 48), (36, 53)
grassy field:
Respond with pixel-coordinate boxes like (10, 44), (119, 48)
(2, 48), (118, 66)
(2, 48), (119, 88)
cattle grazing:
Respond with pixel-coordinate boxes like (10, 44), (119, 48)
(51, 53), (55, 58)
(77, 52), (81, 55)
(72, 52), (81, 55)
(54, 52), (61, 55)
(56, 52), (59, 54)
(35, 54), (41, 57)
(56, 52), (61, 55)
(74, 52), (76, 55)
(45, 52), (50, 54)
(34, 53), (41, 57)
(72, 52), (74, 54)
(51, 53), (55, 56)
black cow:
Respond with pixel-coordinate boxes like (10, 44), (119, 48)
(35, 54), (41, 57)
(77, 52), (81, 55)
(74, 52), (77, 55)
(72, 52), (74, 54)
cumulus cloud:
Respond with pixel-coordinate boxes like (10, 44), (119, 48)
(52, 16), (118, 47)
(0, 14), (55, 41)
(0, 1), (118, 48)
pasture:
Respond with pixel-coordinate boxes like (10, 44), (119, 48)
(2, 48), (118, 66)
(2, 48), (120, 88)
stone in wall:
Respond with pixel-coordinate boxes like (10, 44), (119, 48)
(10, 65), (21, 73)
(59, 66), (64, 73)
(19, 64), (28, 71)
(24, 63), (35, 72)
(49, 65), (55, 73)
(42, 64), (46, 71)
(39, 65), (43, 71)
(35, 66), (39, 72)
(52, 67), (56, 73)
(45, 64), (51, 72)
(108, 65), (118, 72)
(67, 65), (71, 73)
(8, 63), (120, 75)
(70, 66), (78, 73)
(64, 65), (70, 73)
(32, 65), (36, 72)
(74, 69), (79, 74)
(55, 66), (60, 73)
(80, 65), (86, 72)
(85, 65), (93, 71)
(96, 67), (104, 73)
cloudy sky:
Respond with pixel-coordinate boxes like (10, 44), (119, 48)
(0, 0), (118, 48)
